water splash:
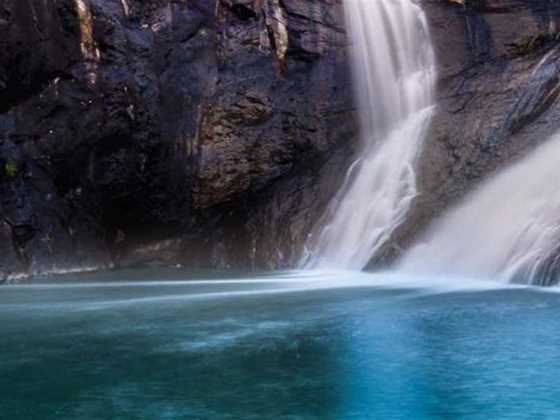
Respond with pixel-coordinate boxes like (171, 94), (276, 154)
(400, 134), (560, 286)
(302, 0), (436, 270)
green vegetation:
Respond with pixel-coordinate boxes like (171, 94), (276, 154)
(4, 162), (18, 178)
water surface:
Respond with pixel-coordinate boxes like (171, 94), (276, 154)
(1, 269), (559, 419)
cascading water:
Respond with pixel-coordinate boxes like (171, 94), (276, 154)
(400, 134), (560, 286)
(302, 0), (436, 270)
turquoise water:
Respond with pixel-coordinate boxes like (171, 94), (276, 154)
(2, 269), (560, 419)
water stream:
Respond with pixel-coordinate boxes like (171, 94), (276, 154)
(400, 133), (560, 286)
(303, 0), (436, 269)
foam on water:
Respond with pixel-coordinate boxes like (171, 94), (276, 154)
(2, 270), (526, 316)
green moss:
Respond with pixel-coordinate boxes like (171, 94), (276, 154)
(4, 162), (18, 178)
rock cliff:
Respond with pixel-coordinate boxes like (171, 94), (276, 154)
(386, 0), (560, 264)
(0, 0), (354, 280)
(2, 0), (560, 280)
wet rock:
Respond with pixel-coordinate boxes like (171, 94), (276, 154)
(0, 0), (354, 277)
(381, 0), (560, 264)
(5, 0), (558, 276)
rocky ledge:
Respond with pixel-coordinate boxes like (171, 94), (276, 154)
(3, 0), (560, 280)
(379, 0), (560, 265)
(0, 0), (355, 280)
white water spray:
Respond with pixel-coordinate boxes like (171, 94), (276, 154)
(302, 0), (436, 270)
(400, 134), (560, 285)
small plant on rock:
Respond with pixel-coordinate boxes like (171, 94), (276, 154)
(4, 162), (18, 178)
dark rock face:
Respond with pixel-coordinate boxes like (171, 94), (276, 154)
(0, 0), (354, 280)
(384, 0), (560, 264)
(4, 0), (560, 280)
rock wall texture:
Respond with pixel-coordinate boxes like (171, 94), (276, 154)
(3, 0), (560, 281)
(0, 0), (354, 280)
(384, 0), (560, 264)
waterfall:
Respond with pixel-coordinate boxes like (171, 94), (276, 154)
(302, 0), (436, 270)
(400, 134), (560, 286)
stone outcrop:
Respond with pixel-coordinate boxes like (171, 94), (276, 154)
(3, 0), (560, 280)
(383, 0), (560, 264)
(0, 0), (354, 280)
